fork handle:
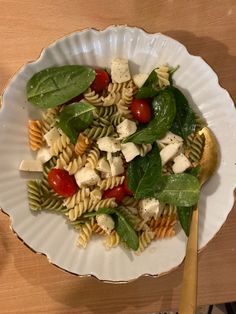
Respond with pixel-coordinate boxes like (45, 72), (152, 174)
(179, 208), (198, 314)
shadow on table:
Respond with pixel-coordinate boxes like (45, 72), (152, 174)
(164, 30), (236, 103)
(12, 30), (236, 313)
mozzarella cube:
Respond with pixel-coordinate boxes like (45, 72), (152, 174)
(132, 73), (148, 88)
(36, 147), (52, 163)
(160, 142), (182, 166)
(43, 127), (60, 147)
(97, 137), (121, 153)
(139, 198), (163, 220)
(96, 158), (111, 173)
(96, 214), (115, 234)
(116, 119), (137, 139)
(172, 153), (191, 174)
(121, 143), (140, 162)
(109, 156), (124, 176)
(157, 131), (183, 145)
(74, 167), (100, 187)
(111, 58), (131, 83)
(19, 160), (43, 172)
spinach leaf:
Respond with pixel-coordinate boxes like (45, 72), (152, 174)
(177, 206), (194, 236)
(83, 207), (139, 251)
(154, 173), (200, 206)
(169, 86), (197, 138)
(127, 145), (163, 198)
(135, 70), (160, 99)
(124, 89), (176, 144)
(27, 65), (96, 108)
(57, 101), (94, 143)
(114, 212), (139, 251)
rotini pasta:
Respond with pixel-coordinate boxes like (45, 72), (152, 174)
(92, 222), (107, 235)
(138, 143), (152, 157)
(27, 180), (42, 211)
(64, 155), (86, 175)
(185, 132), (205, 166)
(28, 119), (43, 151)
(98, 176), (125, 190)
(55, 144), (74, 169)
(83, 88), (103, 106)
(155, 65), (170, 88)
(41, 107), (59, 135)
(64, 187), (90, 209)
(110, 113), (125, 126)
(85, 146), (100, 169)
(104, 230), (120, 249)
(93, 105), (117, 119)
(136, 230), (155, 254)
(102, 92), (121, 106)
(41, 195), (67, 212)
(74, 133), (90, 156)
(83, 125), (114, 140)
(76, 219), (94, 248)
(50, 133), (71, 156)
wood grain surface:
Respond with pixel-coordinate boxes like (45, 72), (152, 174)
(0, 1), (236, 313)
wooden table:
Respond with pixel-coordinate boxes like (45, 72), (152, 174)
(0, 1), (236, 313)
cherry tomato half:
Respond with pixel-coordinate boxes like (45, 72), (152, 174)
(131, 99), (152, 124)
(103, 185), (126, 204)
(90, 68), (110, 93)
(48, 168), (78, 197)
(123, 177), (133, 196)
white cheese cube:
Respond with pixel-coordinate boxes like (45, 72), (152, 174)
(74, 167), (100, 187)
(160, 142), (182, 166)
(111, 58), (131, 83)
(132, 73), (148, 88)
(109, 156), (124, 176)
(139, 198), (163, 220)
(97, 137), (121, 153)
(157, 131), (183, 145)
(96, 214), (115, 234)
(96, 158), (111, 173)
(19, 160), (43, 172)
(36, 147), (52, 163)
(121, 143), (140, 162)
(43, 127), (60, 147)
(172, 153), (191, 174)
(116, 119), (137, 139)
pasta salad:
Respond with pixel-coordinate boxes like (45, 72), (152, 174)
(20, 58), (206, 253)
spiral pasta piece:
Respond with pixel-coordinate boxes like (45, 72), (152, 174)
(102, 92), (121, 106)
(93, 105), (117, 119)
(85, 146), (100, 169)
(68, 198), (95, 221)
(64, 187), (90, 209)
(27, 180), (42, 211)
(116, 99), (132, 118)
(136, 230), (155, 254)
(138, 143), (152, 157)
(121, 87), (133, 105)
(76, 219), (94, 248)
(83, 88), (103, 106)
(104, 230), (120, 249)
(50, 133), (71, 156)
(154, 225), (176, 239)
(98, 176), (125, 190)
(92, 198), (117, 211)
(122, 196), (140, 208)
(64, 155), (86, 175)
(83, 125), (114, 141)
(41, 108), (59, 135)
(155, 66), (170, 88)
(110, 113), (125, 126)
(55, 144), (74, 169)
(41, 157), (57, 195)
(74, 133), (90, 156)
(28, 119), (43, 151)
(90, 188), (102, 202)
(107, 82), (125, 93)
(185, 132), (205, 166)
(118, 206), (143, 230)
(41, 196), (67, 212)
(92, 222), (107, 235)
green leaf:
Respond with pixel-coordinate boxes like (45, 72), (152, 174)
(186, 165), (201, 177)
(57, 101), (94, 144)
(83, 208), (139, 251)
(135, 70), (160, 99)
(177, 206), (194, 236)
(115, 212), (139, 251)
(154, 173), (200, 206)
(169, 86), (197, 138)
(124, 89), (176, 144)
(27, 65), (96, 108)
(127, 145), (163, 198)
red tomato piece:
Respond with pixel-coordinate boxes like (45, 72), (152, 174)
(130, 99), (152, 123)
(123, 177), (133, 196)
(48, 168), (78, 197)
(103, 185), (126, 204)
(90, 68), (110, 93)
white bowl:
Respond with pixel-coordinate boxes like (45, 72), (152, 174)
(0, 26), (235, 282)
